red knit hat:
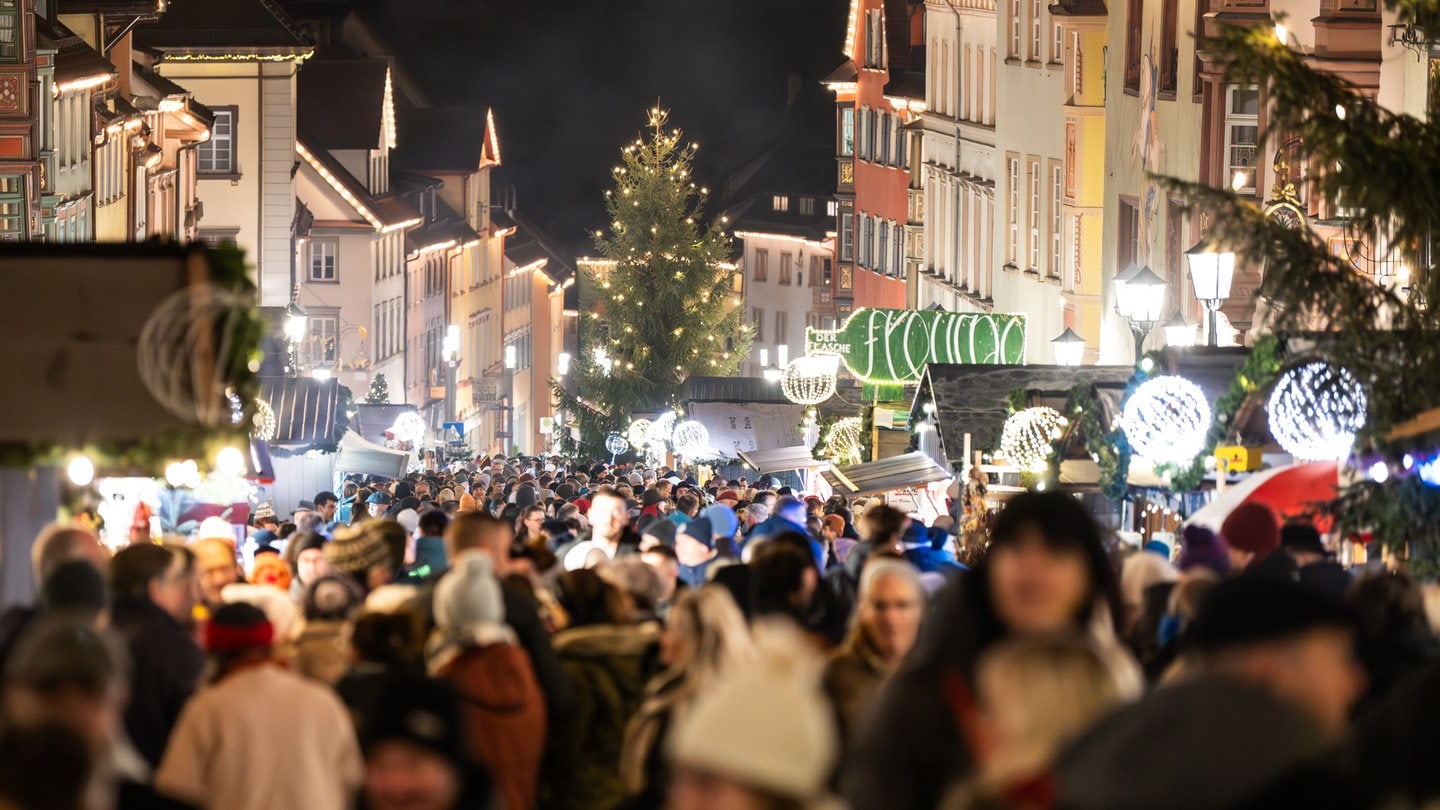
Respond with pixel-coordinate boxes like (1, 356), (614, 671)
(203, 602), (274, 654)
(1220, 503), (1280, 558)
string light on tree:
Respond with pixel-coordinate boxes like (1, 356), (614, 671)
(671, 420), (710, 456)
(1266, 361), (1367, 461)
(780, 355), (840, 405)
(999, 407), (1068, 473)
(1122, 376), (1212, 465)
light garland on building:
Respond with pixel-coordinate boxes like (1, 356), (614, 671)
(781, 355), (840, 405)
(1122, 376), (1212, 466)
(1266, 361), (1367, 461)
(826, 417), (863, 466)
(999, 407), (1068, 473)
(671, 420), (710, 456)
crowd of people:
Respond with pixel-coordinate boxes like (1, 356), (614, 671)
(2, 455), (1440, 810)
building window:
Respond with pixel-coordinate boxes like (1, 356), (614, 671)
(1053, 22), (1064, 65)
(1028, 158), (1041, 271)
(879, 111), (892, 165)
(1009, 0), (1022, 58)
(1159, 0), (1178, 94)
(0, 0), (18, 62)
(199, 108), (237, 175)
(798, 197), (816, 216)
(773, 194), (789, 212)
(1117, 197), (1140, 270)
(867, 9), (884, 68)
(775, 310), (788, 348)
(840, 107), (855, 156)
(840, 212), (854, 261)
(1224, 84), (1260, 195)
(308, 238), (338, 282)
(1006, 155), (1020, 264)
(751, 307), (765, 342)
(1050, 162), (1063, 278)
(310, 315), (339, 364)
(878, 219), (889, 274)
(1124, 0), (1143, 91)
(1031, 0), (1043, 61)
(893, 223), (903, 276)
(753, 248), (769, 282)
(0, 174), (22, 240)
(869, 108), (880, 163)
(779, 252), (793, 285)
(857, 106), (870, 161)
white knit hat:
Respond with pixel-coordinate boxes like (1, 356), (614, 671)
(667, 621), (838, 799)
(432, 551), (514, 647)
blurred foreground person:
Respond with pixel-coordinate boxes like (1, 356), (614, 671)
(1056, 575), (1366, 810)
(359, 677), (495, 810)
(665, 621), (838, 810)
(620, 587), (754, 809)
(154, 603), (363, 810)
(843, 491), (1136, 810)
(0, 723), (93, 810)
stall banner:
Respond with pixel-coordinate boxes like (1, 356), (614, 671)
(687, 402), (808, 459)
(806, 308), (1027, 383)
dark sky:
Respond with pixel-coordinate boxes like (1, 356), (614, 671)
(360, 0), (849, 253)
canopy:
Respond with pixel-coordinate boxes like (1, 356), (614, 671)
(821, 451), (951, 497)
(1186, 461), (1339, 531)
(737, 445), (829, 475)
(333, 430), (408, 479)
(261, 377), (342, 450)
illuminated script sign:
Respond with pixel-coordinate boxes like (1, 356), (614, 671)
(805, 308), (1026, 383)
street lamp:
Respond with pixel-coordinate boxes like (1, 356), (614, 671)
(1116, 265), (1167, 361)
(1185, 240), (1235, 347)
(283, 301), (308, 342)
(557, 352), (572, 376)
(1164, 311), (1196, 347)
(1051, 327), (1086, 366)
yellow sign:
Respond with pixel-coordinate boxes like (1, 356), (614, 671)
(1215, 445), (1263, 472)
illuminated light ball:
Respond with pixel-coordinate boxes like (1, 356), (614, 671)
(390, 412), (427, 447)
(647, 411), (678, 447)
(1266, 362), (1367, 461)
(999, 407), (1068, 473)
(67, 456), (95, 487)
(1122, 376), (1212, 465)
(1419, 456), (1440, 488)
(826, 417), (864, 466)
(780, 355), (840, 405)
(1368, 460), (1390, 484)
(251, 399), (277, 442)
(215, 446), (247, 478)
(627, 419), (654, 449)
(605, 433), (629, 456)
(671, 421), (710, 456)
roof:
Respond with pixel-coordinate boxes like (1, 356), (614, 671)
(260, 376), (342, 449)
(821, 451), (950, 496)
(393, 106), (495, 173)
(1049, 0), (1108, 16)
(404, 198), (480, 253)
(36, 19), (117, 87)
(737, 445), (829, 474)
(507, 208), (576, 288)
(681, 376), (794, 404)
(823, 61), (858, 86)
(60, 0), (165, 12)
(884, 70), (926, 101)
(297, 59), (390, 151)
(130, 61), (216, 129)
(134, 0), (313, 55)
(353, 403), (418, 445)
(298, 133), (417, 229)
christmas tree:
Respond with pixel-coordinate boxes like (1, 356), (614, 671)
(553, 107), (752, 456)
(365, 373), (391, 405)
(1166, 2), (1440, 573)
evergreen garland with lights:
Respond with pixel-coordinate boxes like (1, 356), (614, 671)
(552, 107), (752, 456)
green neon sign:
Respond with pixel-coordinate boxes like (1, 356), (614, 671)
(806, 308), (1027, 383)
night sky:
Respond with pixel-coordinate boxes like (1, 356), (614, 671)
(360, 0), (849, 254)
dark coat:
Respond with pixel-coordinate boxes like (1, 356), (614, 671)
(822, 630), (892, 748)
(440, 644), (547, 810)
(110, 597), (205, 768)
(544, 622), (661, 810)
(1345, 663), (1440, 806)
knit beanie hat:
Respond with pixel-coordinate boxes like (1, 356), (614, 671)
(641, 518), (678, 549)
(326, 525), (392, 579)
(249, 555), (293, 592)
(821, 514), (845, 536)
(703, 504), (740, 543)
(1187, 574), (1353, 652)
(221, 584), (298, 642)
(457, 492), (479, 513)
(1221, 503), (1281, 557)
(668, 621), (838, 799)
(682, 517), (715, 550)
(433, 551), (513, 646)
(1179, 524), (1231, 575)
(203, 602), (274, 654)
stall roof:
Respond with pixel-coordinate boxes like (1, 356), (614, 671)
(821, 452), (951, 497)
(354, 403), (418, 445)
(737, 445), (828, 475)
(261, 377), (341, 449)
(334, 431), (408, 479)
(681, 376), (794, 404)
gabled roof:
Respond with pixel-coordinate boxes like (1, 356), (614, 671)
(135, 0), (313, 56)
(36, 19), (117, 88)
(297, 134), (418, 231)
(507, 208), (576, 287)
(405, 198), (480, 254)
(297, 59), (392, 151)
(130, 61), (216, 129)
(393, 106), (498, 174)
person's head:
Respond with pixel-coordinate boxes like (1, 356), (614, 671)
(772, 496), (806, 527)
(982, 491), (1119, 636)
(854, 559), (925, 664)
(973, 634), (1140, 787)
(556, 569), (630, 627)
(418, 508), (449, 540)
(676, 517), (717, 569)
(362, 676), (490, 810)
(1188, 575), (1364, 738)
(743, 502), (769, 528)
(641, 545), (681, 606)
(249, 555), (293, 592)
(1220, 503), (1281, 571)
(821, 514), (845, 542)
(191, 537), (241, 608)
(587, 488), (630, 544)
(303, 574), (366, 622)
(288, 533), (329, 586)
(676, 493), (701, 518)
(38, 560), (109, 627)
(202, 602), (275, 678)
(433, 551), (509, 647)
(350, 610), (425, 670)
(30, 523), (108, 585)
(601, 559), (666, 618)
(516, 506), (545, 538)
(366, 521), (409, 574)
(715, 489), (740, 509)
(313, 491), (339, 523)
(110, 543), (195, 622)
(324, 525), (395, 593)
(1348, 570), (1430, 643)
(749, 537), (818, 622)
(660, 586), (753, 676)
(1279, 522), (1328, 566)
(4, 618), (129, 754)
(444, 512), (513, 576)
(858, 504), (908, 551)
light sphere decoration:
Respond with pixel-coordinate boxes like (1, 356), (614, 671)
(780, 355), (840, 405)
(1122, 376), (1212, 466)
(646, 411), (677, 447)
(671, 420), (710, 456)
(251, 398), (277, 442)
(1266, 362), (1367, 461)
(826, 417), (864, 466)
(999, 407), (1068, 473)
(604, 433), (629, 456)
(627, 418), (653, 449)
(390, 412), (427, 448)
(137, 285), (256, 428)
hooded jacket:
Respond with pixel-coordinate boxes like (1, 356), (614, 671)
(439, 644), (547, 810)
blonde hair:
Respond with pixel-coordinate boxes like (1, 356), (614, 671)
(974, 634), (1139, 788)
(664, 586), (754, 686)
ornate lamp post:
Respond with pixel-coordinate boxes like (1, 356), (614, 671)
(1116, 265), (1167, 362)
(1050, 327), (1086, 366)
(1184, 240), (1236, 347)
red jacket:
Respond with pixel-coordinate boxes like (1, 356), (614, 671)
(439, 643), (548, 810)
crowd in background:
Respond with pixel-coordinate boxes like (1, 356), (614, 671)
(2, 455), (1440, 810)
